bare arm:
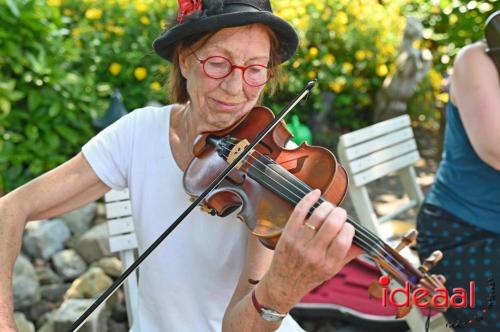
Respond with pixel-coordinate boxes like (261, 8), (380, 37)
(450, 42), (500, 170)
(222, 190), (361, 331)
(0, 152), (109, 329)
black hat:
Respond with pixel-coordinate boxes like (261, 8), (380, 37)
(152, 0), (298, 63)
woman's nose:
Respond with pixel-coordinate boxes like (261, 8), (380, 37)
(220, 68), (244, 95)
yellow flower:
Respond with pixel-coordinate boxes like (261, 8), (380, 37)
(355, 50), (366, 61)
(307, 71), (316, 80)
(297, 17), (308, 29)
(323, 54), (335, 66)
(109, 26), (125, 36)
(292, 60), (301, 69)
(342, 62), (354, 74)
(353, 78), (364, 89)
(134, 67), (147, 81)
(140, 16), (150, 25)
(158, 65), (167, 74)
(135, 3), (148, 13)
(109, 63), (122, 76)
(437, 93), (449, 104)
(335, 11), (348, 25)
(85, 8), (103, 20)
(150, 81), (162, 91)
(71, 27), (81, 37)
(309, 47), (319, 57)
(376, 64), (389, 77)
(328, 77), (346, 94)
(48, 0), (61, 6)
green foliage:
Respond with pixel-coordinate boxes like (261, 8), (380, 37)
(58, 0), (176, 111)
(268, 0), (408, 146)
(403, 0), (498, 125)
(1, 0), (497, 192)
(0, 0), (96, 192)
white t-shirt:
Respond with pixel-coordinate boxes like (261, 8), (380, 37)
(82, 105), (304, 332)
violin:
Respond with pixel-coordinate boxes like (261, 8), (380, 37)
(485, 10), (500, 72)
(184, 106), (447, 318)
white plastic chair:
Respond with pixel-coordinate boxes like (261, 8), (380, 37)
(104, 189), (139, 331)
(337, 115), (452, 332)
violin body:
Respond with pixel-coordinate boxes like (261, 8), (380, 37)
(184, 106), (348, 249)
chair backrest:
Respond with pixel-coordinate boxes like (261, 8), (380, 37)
(337, 114), (423, 236)
(104, 189), (139, 330)
(337, 115), (453, 332)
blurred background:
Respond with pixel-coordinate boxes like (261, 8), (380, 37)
(0, 0), (497, 194)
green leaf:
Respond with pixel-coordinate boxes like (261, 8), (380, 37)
(0, 98), (11, 114)
(6, 0), (20, 17)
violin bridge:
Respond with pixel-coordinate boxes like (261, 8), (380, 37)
(227, 139), (252, 169)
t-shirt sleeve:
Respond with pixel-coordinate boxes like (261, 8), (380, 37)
(82, 111), (137, 190)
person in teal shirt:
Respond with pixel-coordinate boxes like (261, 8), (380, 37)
(416, 13), (500, 332)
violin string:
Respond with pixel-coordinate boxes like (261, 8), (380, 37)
(214, 145), (409, 276)
(215, 142), (389, 248)
(215, 142), (392, 252)
(216, 140), (390, 244)
(219, 144), (442, 299)
(214, 143), (409, 275)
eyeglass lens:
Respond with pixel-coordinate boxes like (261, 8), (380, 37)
(203, 56), (269, 86)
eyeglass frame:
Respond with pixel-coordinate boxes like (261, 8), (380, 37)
(191, 52), (273, 87)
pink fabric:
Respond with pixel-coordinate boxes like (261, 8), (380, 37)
(300, 258), (398, 316)
(300, 258), (441, 317)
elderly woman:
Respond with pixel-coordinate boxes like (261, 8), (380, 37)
(0, 1), (359, 331)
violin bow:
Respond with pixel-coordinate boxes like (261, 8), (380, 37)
(67, 80), (317, 331)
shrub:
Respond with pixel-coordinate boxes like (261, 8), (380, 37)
(0, 0), (95, 192)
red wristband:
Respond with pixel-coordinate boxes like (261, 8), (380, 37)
(251, 289), (262, 313)
(251, 289), (287, 321)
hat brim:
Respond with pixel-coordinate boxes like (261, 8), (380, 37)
(152, 11), (298, 63)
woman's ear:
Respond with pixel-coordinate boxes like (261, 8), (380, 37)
(178, 48), (190, 79)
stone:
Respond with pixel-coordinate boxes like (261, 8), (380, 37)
(26, 300), (58, 325)
(71, 223), (111, 263)
(41, 284), (70, 302)
(52, 249), (87, 281)
(37, 321), (55, 332)
(14, 312), (35, 332)
(93, 257), (123, 278)
(50, 298), (109, 332)
(22, 219), (71, 260)
(36, 266), (62, 285)
(13, 255), (40, 310)
(65, 267), (113, 299)
(60, 203), (97, 236)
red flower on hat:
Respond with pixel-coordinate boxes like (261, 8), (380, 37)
(177, 0), (203, 23)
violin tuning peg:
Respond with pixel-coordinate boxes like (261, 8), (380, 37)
(396, 304), (412, 318)
(368, 280), (384, 299)
(419, 250), (443, 273)
(395, 229), (418, 252)
(437, 274), (447, 284)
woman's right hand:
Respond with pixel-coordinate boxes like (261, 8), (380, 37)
(257, 189), (362, 313)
